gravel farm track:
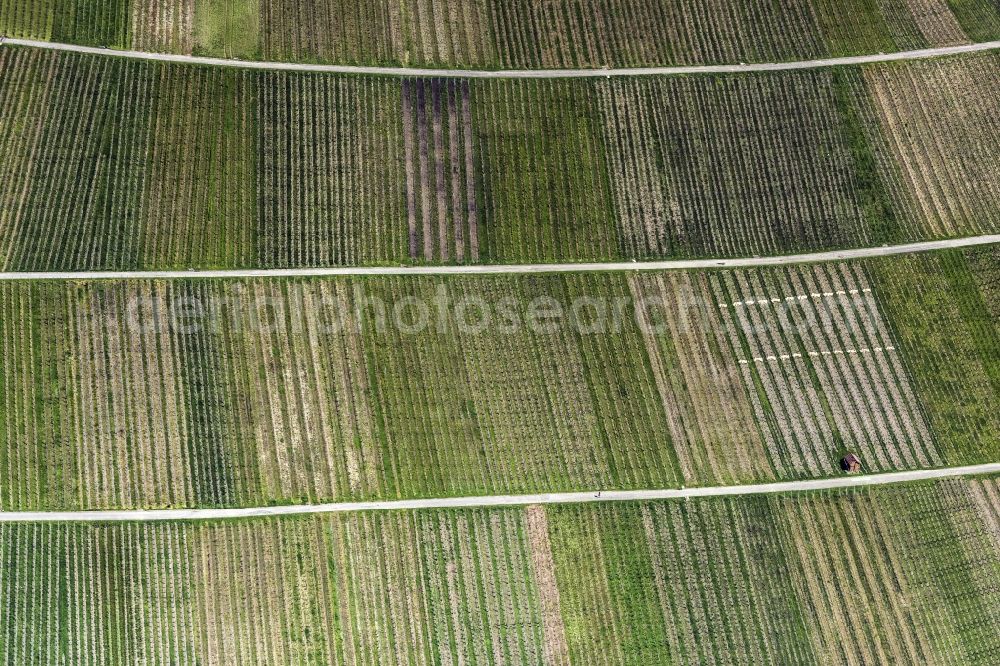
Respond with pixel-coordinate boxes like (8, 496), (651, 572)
(2, 36), (1000, 78)
(0, 236), (996, 280)
(1, 463), (997, 522)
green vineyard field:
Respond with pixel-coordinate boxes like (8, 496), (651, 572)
(2, 4), (999, 663)
(1, 47), (999, 270)
(1, 479), (998, 663)
(1, 249), (996, 510)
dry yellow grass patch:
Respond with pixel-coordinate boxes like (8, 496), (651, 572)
(525, 506), (571, 666)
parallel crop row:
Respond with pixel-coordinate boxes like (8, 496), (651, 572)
(130, 0), (192, 53)
(626, 271), (776, 485)
(856, 53), (1000, 238)
(0, 0), (130, 46)
(0, 251), (996, 510)
(711, 261), (938, 476)
(3, 48), (998, 270)
(256, 72), (405, 267)
(486, 0), (828, 68)
(598, 72), (868, 258)
(472, 79), (619, 263)
(549, 479), (1000, 662)
(1, 479), (998, 663)
(401, 78), (480, 263)
(0, 48), (258, 270)
(869, 249), (1000, 463)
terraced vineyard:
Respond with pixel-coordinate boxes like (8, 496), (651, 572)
(0, 250), (996, 510)
(2, 4), (999, 663)
(4, 0), (1000, 66)
(1, 478), (998, 663)
(1, 47), (999, 269)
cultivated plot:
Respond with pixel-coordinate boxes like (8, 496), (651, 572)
(627, 271), (774, 485)
(132, 0), (194, 53)
(256, 71), (406, 267)
(0, 251), (996, 510)
(1, 48), (999, 269)
(710, 261), (938, 476)
(1, 479), (998, 663)
(858, 52), (1000, 238)
(869, 250), (1000, 464)
(401, 77), (480, 263)
(597, 71), (869, 258)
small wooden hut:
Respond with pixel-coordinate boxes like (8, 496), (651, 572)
(840, 453), (861, 473)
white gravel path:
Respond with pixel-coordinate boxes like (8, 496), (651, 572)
(0, 236), (996, 281)
(1, 463), (997, 522)
(3, 37), (999, 78)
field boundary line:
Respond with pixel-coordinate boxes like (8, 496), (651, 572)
(0, 236), (997, 281)
(721, 288), (872, 307)
(3, 38), (1000, 78)
(738, 346), (895, 364)
(1, 464), (997, 522)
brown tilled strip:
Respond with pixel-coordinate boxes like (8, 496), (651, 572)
(461, 81), (479, 261)
(401, 80), (419, 258)
(524, 506), (571, 665)
(416, 80), (433, 260)
(904, 0), (970, 46)
(431, 79), (449, 261)
(448, 80), (465, 262)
